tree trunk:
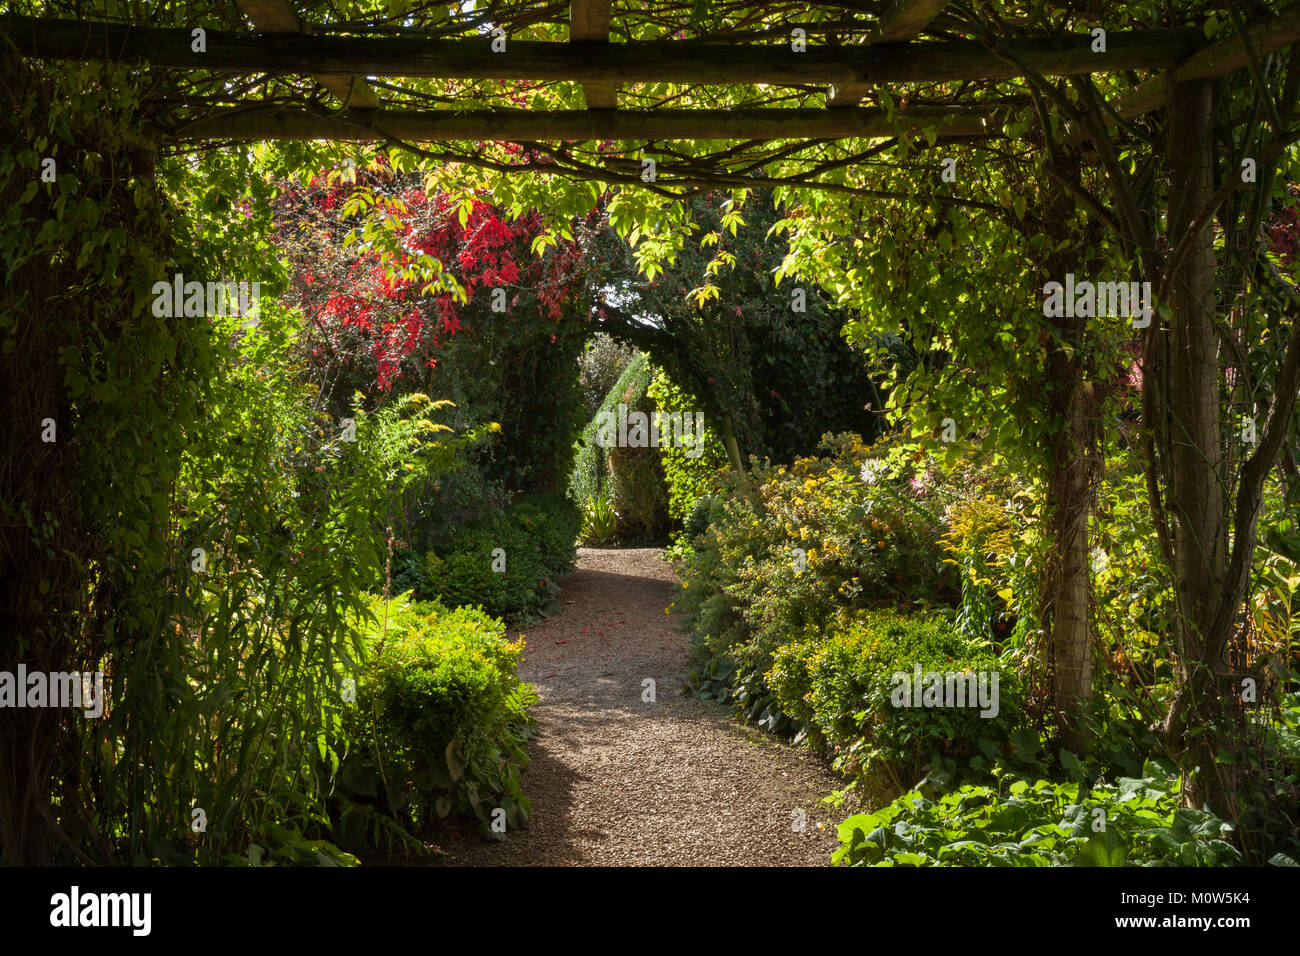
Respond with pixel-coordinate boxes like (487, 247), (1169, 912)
(1043, 367), (1098, 754)
(719, 412), (745, 475)
(1166, 80), (1227, 686)
(1157, 80), (1234, 812)
(1039, 235), (1101, 754)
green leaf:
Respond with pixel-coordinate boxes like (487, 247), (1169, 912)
(1074, 831), (1127, 867)
(1059, 748), (1087, 782)
(446, 739), (465, 782)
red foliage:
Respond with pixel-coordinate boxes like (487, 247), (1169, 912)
(1266, 188), (1299, 265)
(273, 168), (584, 392)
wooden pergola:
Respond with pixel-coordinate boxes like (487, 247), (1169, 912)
(2, 1), (1297, 154)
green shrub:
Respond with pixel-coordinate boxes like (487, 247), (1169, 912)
(647, 367), (728, 531)
(393, 493), (579, 623)
(834, 758), (1258, 867)
(683, 493), (714, 543)
(677, 433), (965, 682)
(768, 610), (1023, 795)
(570, 351), (671, 540)
(336, 593), (537, 846)
(405, 456), (511, 547)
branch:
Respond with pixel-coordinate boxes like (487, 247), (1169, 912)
(1203, 289), (1300, 668)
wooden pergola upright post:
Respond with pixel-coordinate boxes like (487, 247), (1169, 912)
(571, 0), (616, 110)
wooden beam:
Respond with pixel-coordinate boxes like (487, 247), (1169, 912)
(0, 16), (1204, 86)
(1116, 3), (1300, 118)
(875, 0), (953, 41)
(571, 0), (616, 109)
(235, 0), (380, 108)
(1062, 3), (1300, 145)
(234, 0), (299, 33)
(168, 105), (1005, 142)
(828, 0), (951, 104)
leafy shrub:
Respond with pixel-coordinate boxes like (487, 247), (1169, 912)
(335, 593), (537, 847)
(833, 758), (1261, 867)
(768, 610), (1023, 796)
(683, 493), (714, 543)
(570, 351), (672, 540)
(404, 455), (511, 545)
(646, 367), (728, 531)
(677, 433), (964, 682)
(393, 493), (579, 623)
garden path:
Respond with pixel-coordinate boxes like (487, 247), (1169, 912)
(431, 547), (843, 865)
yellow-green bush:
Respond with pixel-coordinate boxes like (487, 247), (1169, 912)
(678, 433), (964, 679)
(335, 594), (537, 847)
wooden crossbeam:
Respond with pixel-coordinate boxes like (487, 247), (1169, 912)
(1060, 3), (1300, 146)
(571, 0), (616, 109)
(167, 105), (1005, 142)
(0, 16), (1204, 86)
(827, 0), (951, 105)
(1117, 3), (1300, 118)
(235, 0), (380, 108)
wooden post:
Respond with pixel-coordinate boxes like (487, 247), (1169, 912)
(571, 0), (617, 109)
(827, 0), (952, 106)
(235, 0), (380, 108)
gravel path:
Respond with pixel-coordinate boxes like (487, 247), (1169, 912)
(432, 547), (845, 866)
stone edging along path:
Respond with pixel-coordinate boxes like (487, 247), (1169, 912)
(431, 547), (845, 866)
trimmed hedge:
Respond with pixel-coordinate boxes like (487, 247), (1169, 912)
(570, 351), (670, 540)
(570, 351), (652, 508)
(646, 367), (728, 530)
